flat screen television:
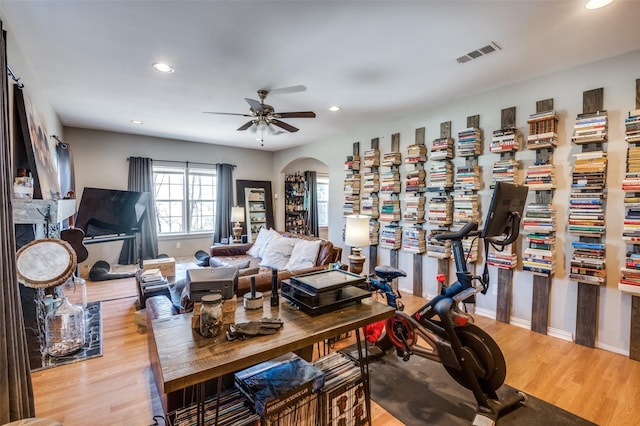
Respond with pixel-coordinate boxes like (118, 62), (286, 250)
(482, 182), (529, 239)
(74, 187), (149, 238)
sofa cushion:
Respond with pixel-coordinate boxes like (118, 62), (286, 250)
(285, 239), (322, 271)
(210, 258), (251, 269)
(247, 227), (278, 258)
(259, 234), (299, 270)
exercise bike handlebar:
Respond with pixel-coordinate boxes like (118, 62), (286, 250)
(433, 221), (479, 241)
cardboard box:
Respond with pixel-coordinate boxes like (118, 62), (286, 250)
(143, 257), (176, 277)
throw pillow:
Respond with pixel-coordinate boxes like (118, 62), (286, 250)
(210, 258), (251, 269)
(247, 228), (278, 258)
(285, 239), (322, 271)
(260, 235), (299, 270)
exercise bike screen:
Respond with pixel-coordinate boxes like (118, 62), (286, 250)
(482, 182), (528, 239)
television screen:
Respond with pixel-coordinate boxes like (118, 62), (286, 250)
(482, 182), (528, 239)
(75, 187), (149, 237)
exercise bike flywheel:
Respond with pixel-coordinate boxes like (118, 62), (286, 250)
(385, 314), (416, 348)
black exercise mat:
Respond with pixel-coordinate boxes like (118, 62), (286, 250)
(342, 346), (596, 425)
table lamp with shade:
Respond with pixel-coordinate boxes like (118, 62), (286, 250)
(344, 214), (370, 274)
(231, 206), (245, 243)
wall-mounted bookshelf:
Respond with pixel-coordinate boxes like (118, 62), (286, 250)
(522, 99), (558, 335)
(363, 138), (381, 274)
(569, 88), (608, 348)
(619, 78), (640, 361)
(379, 134), (403, 256)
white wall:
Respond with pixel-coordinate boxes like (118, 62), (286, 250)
(64, 127), (275, 266)
(275, 48), (640, 355)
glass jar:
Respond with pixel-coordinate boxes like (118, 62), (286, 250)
(59, 276), (87, 310)
(46, 296), (85, 357)
(199, 294), (223, 338)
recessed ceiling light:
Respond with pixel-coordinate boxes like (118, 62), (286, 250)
(585, 0), (614, 9)
(131, 120), (143, 125)
(329, 106), (341, 112)
(152, 63), (174, 73)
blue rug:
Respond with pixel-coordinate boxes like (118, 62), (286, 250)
(29, 301), (103, 372)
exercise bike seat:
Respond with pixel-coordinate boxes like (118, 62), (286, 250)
(374, 265), (407, 281)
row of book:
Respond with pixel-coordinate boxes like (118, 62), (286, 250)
(403, 227), (427, 254)
(454, 165), (481, 192)
(526, 110), (559, 149)
(457, 127), (483, 157)
(490, 128), (521, 153)
(571, 111), (608, 144)
(431, 137), (454, 161)
(427, 160), (454, 192)
(427, 229), (452, 259)
(362, 148), (380, 168)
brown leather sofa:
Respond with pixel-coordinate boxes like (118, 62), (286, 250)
(208, 231), (342, 297)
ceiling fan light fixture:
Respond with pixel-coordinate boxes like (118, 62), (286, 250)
(248, 122), (258, 133)
(152, 62), (175, 73)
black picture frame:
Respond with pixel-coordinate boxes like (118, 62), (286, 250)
(236, 180), (274, 233)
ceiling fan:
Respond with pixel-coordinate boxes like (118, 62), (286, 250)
(204, 86), (316, 134)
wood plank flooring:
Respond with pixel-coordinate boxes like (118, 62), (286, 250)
(29, 277), (640, 425)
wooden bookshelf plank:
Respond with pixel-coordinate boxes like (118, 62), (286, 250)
(531, 274), (551, 334)
(575, 283), (598, 347)
(496, 268), (513, 323)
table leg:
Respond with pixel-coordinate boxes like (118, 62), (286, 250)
(355, 327), (372, 426)
(196, 381), (205, 425)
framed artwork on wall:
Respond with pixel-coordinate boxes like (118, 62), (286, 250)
(14, 86), (61, 200)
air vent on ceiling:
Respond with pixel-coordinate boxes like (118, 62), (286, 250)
(456, 41), (502, 64)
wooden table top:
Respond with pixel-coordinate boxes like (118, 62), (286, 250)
(151, 297), (394, 393)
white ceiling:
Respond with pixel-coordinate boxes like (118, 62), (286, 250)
(2, 0), (640, 152)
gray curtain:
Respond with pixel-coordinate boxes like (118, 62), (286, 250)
(118, 157), (158, 264)
(213, 163), (234, 243)
(1, 22), (35, 422)
(305, 171), (318, 237)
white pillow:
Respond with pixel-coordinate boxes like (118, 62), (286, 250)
(247, 228), (278, 258)
(285, 239), (321, 271)
(259, 235), (299, 270)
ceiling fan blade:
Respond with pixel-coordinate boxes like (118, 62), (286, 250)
(276, 111), (316, 119)
(266, 85), (307, 95)
(271, 119), (299, 133)
(245, 98), (264, 114)
(203, 112), (252, 117)
(237, 120), (255, 131)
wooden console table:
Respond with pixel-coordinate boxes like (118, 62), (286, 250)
(150, 297), (394, 424)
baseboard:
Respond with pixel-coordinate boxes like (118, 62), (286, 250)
(475, 308), (573, 343)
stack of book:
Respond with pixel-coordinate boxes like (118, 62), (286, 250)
(403, 193), (425, 224)
(381, 151), (402, 167)
(380, 224), (402, 250)
(313, 352), (367, 426)
(234, 353), (324, 425)
(405, 169), (426, 192)
(454, 165), (481, 192)
(343, 171), (361, 216)
(625, 109), (640, 143)
(462, 235), (479, 263)
(344, 155), (360, 172)
(569, 241), (606, 285)
(379, 166), (401, 193)
(571, 111), (608, 144)
(427, 195), (453, 226)
(523, 204), (556, 233)
(140, 269), (168, 292)
(453, 193), (479, 225)
(457, 127), (483, 157)
(361, 172), (380, 193)
(379, 197), (401, 222)
(486, 244), (517, 269)
(369, 220), (380, 246)
(402, 227), (426, 254)
(427, 160), (454, 192)
(620, 110), (640, 294)
(619, 265), (640, 294)
(431, 137), (454, 161)
(427, 229), (452, 259)
(405, 144), (427, 164)
(568, 151), (607, 236)
(527, 111), (558, 149)
(363, 149), (380, 168)
(360, 195), (379, 219)
(167, 389), (259, 426)
(491, 159), (518, 187)
(524, 163), (555, 190)
(490, 128), (521, 152)
(523, 232), (556, 274)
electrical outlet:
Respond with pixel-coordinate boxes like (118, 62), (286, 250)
(176, 242), (181, 249)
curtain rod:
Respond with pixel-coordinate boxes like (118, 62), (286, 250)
(7, 64), (24, 88)
(128, 157), (236, 168)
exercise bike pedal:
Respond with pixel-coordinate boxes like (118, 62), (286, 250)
(396, 346), (412, 361)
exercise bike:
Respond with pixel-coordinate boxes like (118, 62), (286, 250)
(367, 182), (529, 425)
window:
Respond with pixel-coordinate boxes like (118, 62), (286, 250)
(317, 175), (329, 227)
(153, 163), (216, 235)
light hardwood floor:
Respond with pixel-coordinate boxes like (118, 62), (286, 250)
(29, 277), (640, 425)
